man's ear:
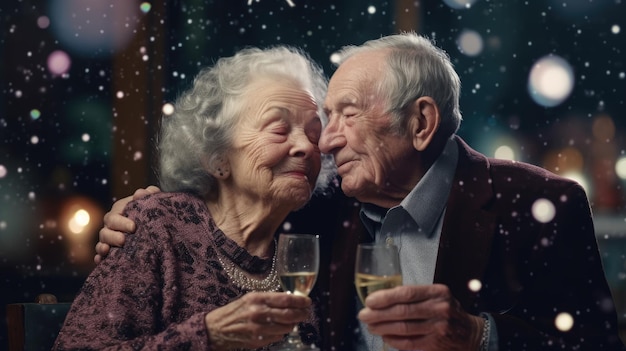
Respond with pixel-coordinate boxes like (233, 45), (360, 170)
(406, 96), (441, 151)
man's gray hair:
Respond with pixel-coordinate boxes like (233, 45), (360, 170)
(335, 32), (462, 137)
(158, 46), (335, 197)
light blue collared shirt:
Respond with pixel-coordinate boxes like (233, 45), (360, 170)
(356, 138), (497, 351)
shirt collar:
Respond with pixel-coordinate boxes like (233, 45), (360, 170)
(360, 137), (459, 238)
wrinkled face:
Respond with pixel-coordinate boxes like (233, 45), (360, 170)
(320, 52), (416, 203)
(227, 78), (322, 209)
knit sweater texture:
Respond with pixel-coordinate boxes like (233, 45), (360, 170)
(53, 192), (318, 350)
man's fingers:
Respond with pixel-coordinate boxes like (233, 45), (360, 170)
(366, 284), (448, 308)
(365, 318), (430, 336)
(133, 186), (161, 200)
(98, 227), (127, 247)
(145, 185), (161, 193)
(95, 242), (111, 256)
(109, 195), (133, 213)
(102, 212), (135, 234)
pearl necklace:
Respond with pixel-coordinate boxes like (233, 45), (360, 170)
(215, 241), (281, 292)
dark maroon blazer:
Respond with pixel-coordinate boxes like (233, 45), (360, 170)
(316, 136), (625, 350)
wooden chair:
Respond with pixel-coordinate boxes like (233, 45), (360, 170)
(6, 294), (72, 351)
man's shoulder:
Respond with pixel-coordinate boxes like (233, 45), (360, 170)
(488, 158), (577, 187)
(456, 136), (580, 194)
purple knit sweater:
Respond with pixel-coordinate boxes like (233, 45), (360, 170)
(53, 192), (318, 350)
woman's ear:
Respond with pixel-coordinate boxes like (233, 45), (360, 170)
(205, 156), (230, 179)
(406, 96), (441, 151)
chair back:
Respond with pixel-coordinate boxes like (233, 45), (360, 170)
(6, 300), (71, 351)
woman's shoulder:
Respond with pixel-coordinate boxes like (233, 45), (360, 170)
(125, 192), (210, 226)
(121, 192), (213, 248)
(125, 191), (204, 212)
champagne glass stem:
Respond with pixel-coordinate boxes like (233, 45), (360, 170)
(285, 325), (299, 344)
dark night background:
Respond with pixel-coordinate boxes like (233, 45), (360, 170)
(1, 0), (625, 348)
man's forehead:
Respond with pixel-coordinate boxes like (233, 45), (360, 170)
(323, 81), (359, 108)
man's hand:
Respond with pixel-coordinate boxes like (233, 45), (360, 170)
(94, 186), (161, 264)
(358, 284), (484, 351)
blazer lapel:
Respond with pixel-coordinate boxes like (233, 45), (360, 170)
(434, 137), (496, 313)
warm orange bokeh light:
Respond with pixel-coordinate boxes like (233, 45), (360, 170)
(592, 114), (616, 141)
(58, 196), (104, 265)
(542, 147), (584, 174)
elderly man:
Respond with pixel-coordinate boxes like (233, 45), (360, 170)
(96, 33), (625, 350)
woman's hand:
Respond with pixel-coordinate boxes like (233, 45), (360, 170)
(94, 186), (161, 264)
(205, 291), (311, 350)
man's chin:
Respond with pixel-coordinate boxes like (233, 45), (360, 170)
(340, 180), (362, 199)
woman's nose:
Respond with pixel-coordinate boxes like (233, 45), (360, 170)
(291, 132), (318, 158)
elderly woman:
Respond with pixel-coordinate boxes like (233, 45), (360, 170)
(53, 46), (334, 350)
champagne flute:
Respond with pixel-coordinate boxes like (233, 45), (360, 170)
(354, 243), (402, 351)
(272, 233), (320, 351)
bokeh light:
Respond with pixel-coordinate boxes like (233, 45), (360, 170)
(611, 25), (621, 34)
(592, 115), (615, 141)
(468, 279), (482, 292)
(47, 50), (72, 76)
(49, 0), (140, 57)
(494, 145), (515, 160)
(282, 221), (293, 231)
(140, 2), (152, 13)
(532, 198), (556, 223)
(528, 55), (575, 107)
(543, 147), (584, 175)
(616, 157), (626, 180)
(30, 109), (41, 120)
(60, 196), (104, 264)
(555, 312), (574, 332)
(0, 165), (7, 178)
(37, 16), (50, 29)
(488, 136), (520, 162)
(562, 171), (591, 195)
(457, 29), (484, 57)
(68, 209), (90, 234)
(133, 151), (143, 161)
(162, 103), (175, 116)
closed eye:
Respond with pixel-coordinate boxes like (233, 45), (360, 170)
(269, 126), (289, 135)
(342, 106), (359, 118)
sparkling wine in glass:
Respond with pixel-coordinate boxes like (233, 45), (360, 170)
(355, 243), (402, 351)
(272, 233), (320, 351)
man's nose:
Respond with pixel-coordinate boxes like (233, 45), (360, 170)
(319, 118), (344, 154)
